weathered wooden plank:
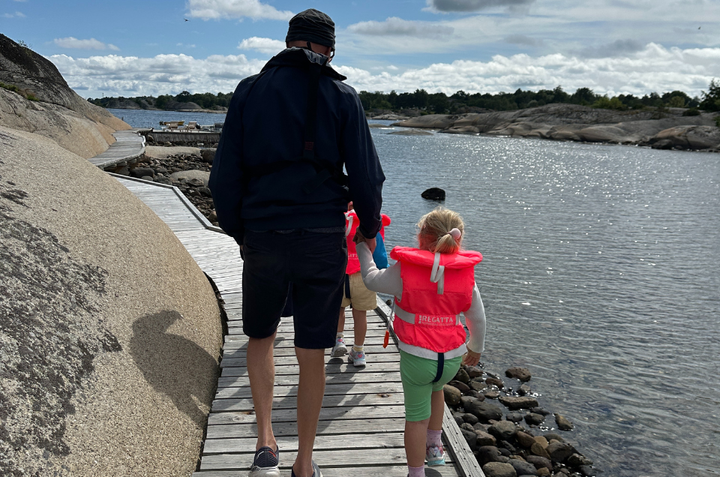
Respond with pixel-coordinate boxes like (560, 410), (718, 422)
(442, 405), (485, 477)
(222, 344), (398, 356)
(212, 391), (403, 412)
(202, 431), (405, 455)
(216, 373), (401, 391)
(200, 448), (417, 471)
(194, 465), (462, 477)
(217, 371), (401, 388)
(206, 417), (407, 439)
(224, 328), (389, 341)
(220, 361), (400, 377)
(215, 382), (404, 400)
(208, 404), (407, 426)
(220, 352), (400, 368)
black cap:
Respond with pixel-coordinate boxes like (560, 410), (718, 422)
(285, 9), (335, 48)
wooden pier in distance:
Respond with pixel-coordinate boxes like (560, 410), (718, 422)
(95, 136), (482, 476)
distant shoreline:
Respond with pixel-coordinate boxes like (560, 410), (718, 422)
(386, 103), (720, 153)
(106, 106), (227, 114)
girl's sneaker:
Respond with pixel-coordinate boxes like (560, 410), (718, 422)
(348, 348), (366, 367)
(426, 444), (445, 466)
(331, 337), (347, 357)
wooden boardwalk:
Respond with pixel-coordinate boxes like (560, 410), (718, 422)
(109, 173), (482, 477)
(89, 129), (146, 168)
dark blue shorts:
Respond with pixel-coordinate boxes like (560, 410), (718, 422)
(242, 230), (347, 349)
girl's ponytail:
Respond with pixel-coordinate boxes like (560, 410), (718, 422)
(417, 208), (464, 254)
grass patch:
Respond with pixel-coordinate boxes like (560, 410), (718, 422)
(0, 81), (41, 102)
(0, 82), (21, 94)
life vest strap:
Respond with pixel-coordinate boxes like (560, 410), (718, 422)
(429, 252), (445, 294)
(394, 305), (460, 326)
(345, 213), (354, 237)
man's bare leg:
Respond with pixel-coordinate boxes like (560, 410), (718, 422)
(247, 332), (278, 451)
(292, 347), (326, 477)
(337, 308), (346, 333)
(331, 309), (348, 358)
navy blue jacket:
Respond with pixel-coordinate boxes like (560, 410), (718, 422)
(209, 48), (384, 244)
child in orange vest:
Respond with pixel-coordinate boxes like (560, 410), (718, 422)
(355, 207), (486, 477)
(333, 202), (391, 366)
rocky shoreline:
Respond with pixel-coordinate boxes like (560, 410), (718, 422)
(444, 364), (596, 477)
(387, 103), (720, 152)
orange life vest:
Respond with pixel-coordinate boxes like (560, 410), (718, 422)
(345, 211), (391, 274)
(391, 246), (482, 353)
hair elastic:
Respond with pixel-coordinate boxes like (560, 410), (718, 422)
(449, 228), (462, 239)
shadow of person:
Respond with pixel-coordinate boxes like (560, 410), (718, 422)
(130, 310), (219, 429)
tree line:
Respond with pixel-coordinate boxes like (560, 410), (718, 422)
(88, 91), (233, 111)
(88, 80), (720, 115)
(359, 81), (720, 114)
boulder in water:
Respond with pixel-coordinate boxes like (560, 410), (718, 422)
(422, 187), (445, 201)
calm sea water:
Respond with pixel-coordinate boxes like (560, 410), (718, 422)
(371, 125), (720, 477)
(118, 111), (720, 476)
(108, 108), (227, 129)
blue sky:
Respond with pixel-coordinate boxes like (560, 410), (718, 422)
(2, 0), (719, 100)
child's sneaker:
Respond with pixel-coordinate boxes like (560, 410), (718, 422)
(426, 444), (445, 466)
(348, 348), (366, 367)
(249, 446), (280, 476)
(331, 337), (347, 357)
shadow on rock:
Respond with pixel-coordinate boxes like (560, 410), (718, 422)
(130, 311), (219, 429)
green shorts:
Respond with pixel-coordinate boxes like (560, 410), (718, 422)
(400, 350), (462, 422)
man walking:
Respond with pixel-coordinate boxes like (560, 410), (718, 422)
(209, 9), (384, 477)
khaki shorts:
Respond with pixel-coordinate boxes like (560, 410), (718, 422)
(340, 272), (378, 311)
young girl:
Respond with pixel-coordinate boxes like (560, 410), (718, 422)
(355, 207), (486, 477)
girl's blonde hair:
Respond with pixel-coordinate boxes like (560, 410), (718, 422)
(417, 207), (464, 254)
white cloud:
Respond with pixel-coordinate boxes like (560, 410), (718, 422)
(54, 37), (119, 51)
(48, 44), (720, 100)
(337, 44), (720, 98)
(49, 53), (266, 98)
(3, 11), (25, 18)
(237, 37), (285, 54)
(187, 0), (293, 21)
(348, 17), (454, 38)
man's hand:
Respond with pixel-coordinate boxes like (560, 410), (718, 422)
(354, 230), (376, 254)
